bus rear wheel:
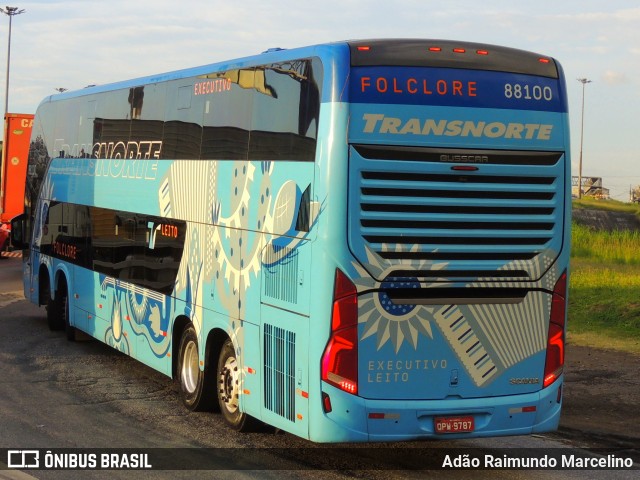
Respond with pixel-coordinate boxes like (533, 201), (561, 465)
(48, 282), (78, 340)
(42, 285), (65, 331)
(217, 338), (260, 432)
(177, 325), (214, 411)
(46, 282), (66, 332)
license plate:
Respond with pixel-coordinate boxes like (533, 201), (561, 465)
(434, 416), (475, 434)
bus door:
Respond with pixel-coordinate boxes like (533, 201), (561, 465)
(258, 177), (317, 438)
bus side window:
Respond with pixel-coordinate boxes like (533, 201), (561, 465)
(200, 69), (252, 161)
(144, 219), (186, 294)
(41, 202), (63, 250)
(249, 60), (320, 162)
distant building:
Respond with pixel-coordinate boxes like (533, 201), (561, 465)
(571, 176), (610, 199)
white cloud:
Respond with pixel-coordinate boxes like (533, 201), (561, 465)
(602, 71), (627, 85)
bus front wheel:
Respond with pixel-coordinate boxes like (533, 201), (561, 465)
(177, 325), (214, 411)
(217, 338), (260, 432)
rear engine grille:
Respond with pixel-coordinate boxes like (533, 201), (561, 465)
(349, 146), (565, 282)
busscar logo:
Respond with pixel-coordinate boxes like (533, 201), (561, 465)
(440, 154), (489, 164)
(510, 377), (540, 385)
(8, 450), (40, 468)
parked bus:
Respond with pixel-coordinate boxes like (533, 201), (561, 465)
(12, 39), (570, 442)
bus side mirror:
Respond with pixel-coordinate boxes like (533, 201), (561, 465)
(10, 213), (28, 250)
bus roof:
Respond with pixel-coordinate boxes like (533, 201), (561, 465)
(348, 39), (559, 78)
(42, 38), (559, 107)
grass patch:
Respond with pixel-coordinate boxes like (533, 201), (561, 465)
(569, 201), (640, 352)
(567, 331), (640, 354)
(571, 222), (640, 265)
(571, 225), (640, 353)
(568, 258), (640, 353)
(573, 197), (640, 216)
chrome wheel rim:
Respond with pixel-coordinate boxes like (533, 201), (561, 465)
(219, 355), (240, 413)
(181, 340), (199, 394)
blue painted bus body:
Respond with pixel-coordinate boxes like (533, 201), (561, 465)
(18, 40), (570, 442)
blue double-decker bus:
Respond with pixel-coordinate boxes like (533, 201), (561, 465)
(12, 39), (570, 442)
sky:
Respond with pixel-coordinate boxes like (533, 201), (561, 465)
(2, 0), (639, 200)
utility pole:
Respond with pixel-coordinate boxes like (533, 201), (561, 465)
(577, 78), (592, 199)
(1, 6), (26, 116)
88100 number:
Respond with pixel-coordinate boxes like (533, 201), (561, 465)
(504, 83), (553, 101)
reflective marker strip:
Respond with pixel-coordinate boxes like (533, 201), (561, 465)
(509, 406), (537, 414)
(368, 413), (401, 420)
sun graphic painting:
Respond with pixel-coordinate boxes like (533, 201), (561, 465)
(351, 244), (450, 353)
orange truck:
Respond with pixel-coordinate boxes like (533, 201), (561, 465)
(0, 113), (33, 231)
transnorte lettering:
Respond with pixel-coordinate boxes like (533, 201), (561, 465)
(362, 114), (553, 140)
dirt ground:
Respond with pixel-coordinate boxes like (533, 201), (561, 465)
(554, 342), (640, 451)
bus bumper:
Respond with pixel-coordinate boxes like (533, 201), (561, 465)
(312, 377), (562, 443)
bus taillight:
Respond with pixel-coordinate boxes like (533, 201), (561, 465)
(544, 272), (567, 388)
(322, 269), (358, 395)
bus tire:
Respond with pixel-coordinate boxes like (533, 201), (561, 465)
(177, 325), (214, 411)
(217, 338), (260, 432)
(46, 282), (66, 332)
